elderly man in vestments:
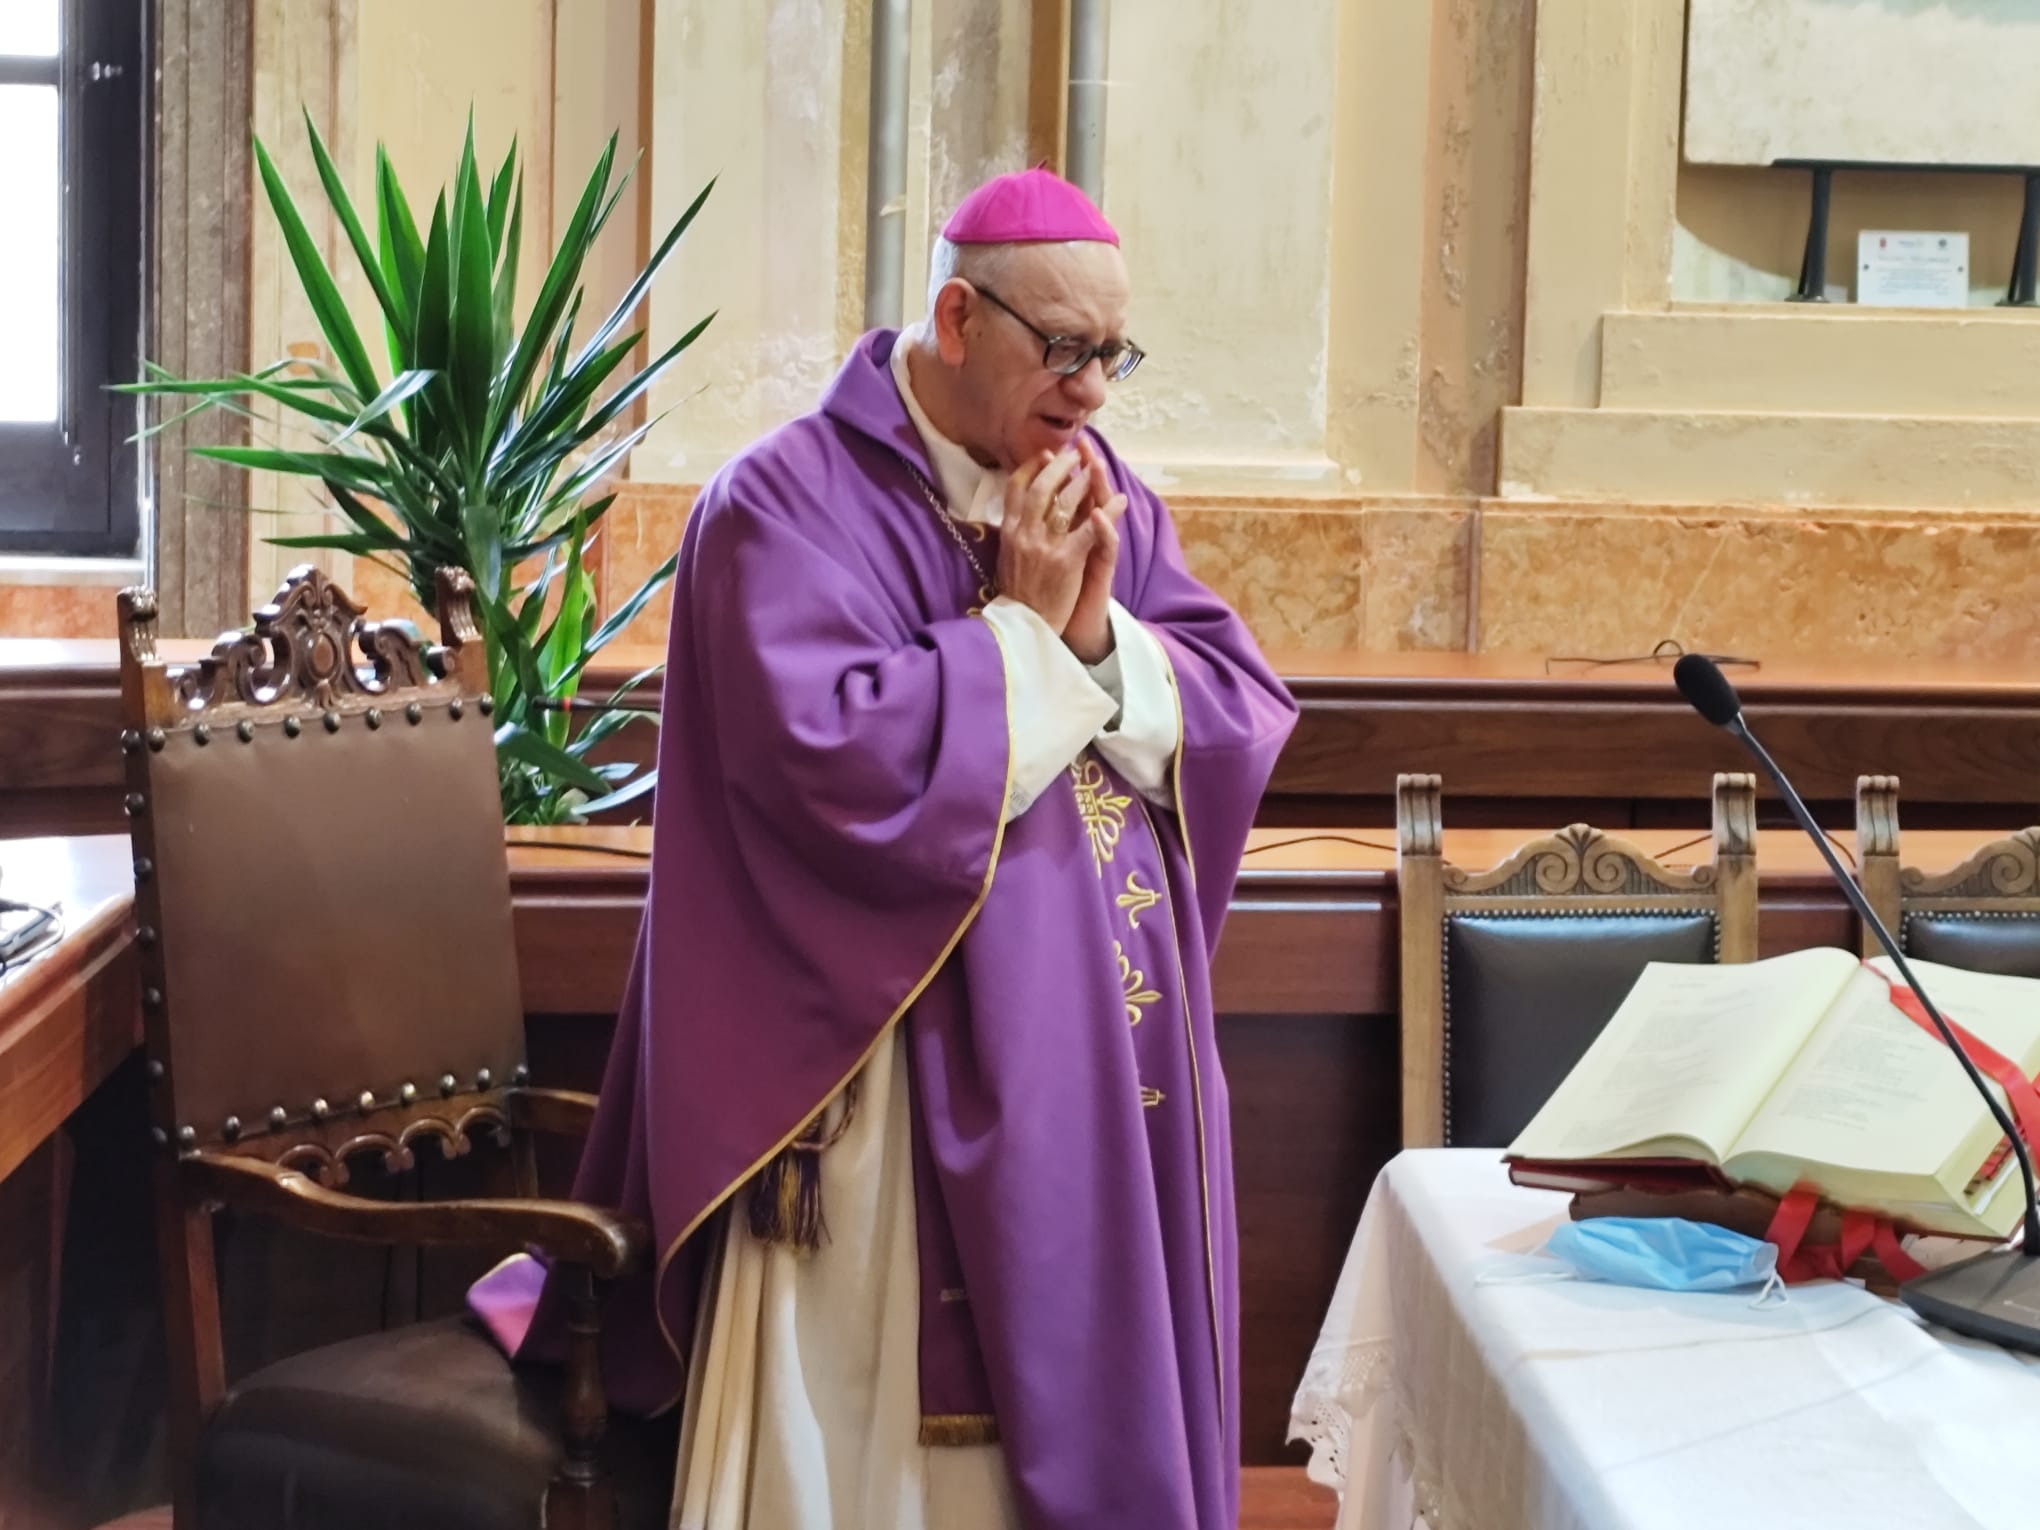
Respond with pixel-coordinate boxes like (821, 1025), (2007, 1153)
(471, 168), (1297, 1529)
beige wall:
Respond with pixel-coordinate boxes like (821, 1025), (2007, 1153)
(1100, 0), (1340, 489)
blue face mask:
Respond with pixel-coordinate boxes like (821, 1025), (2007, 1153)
(1542, 1217), (1780, 1297)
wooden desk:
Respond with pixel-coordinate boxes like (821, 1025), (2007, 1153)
(10, 642), (2040, 838)
(1269, 650), (2040, 826)
(0, 836), (139, 1529)
(0, 836), (139, 1186)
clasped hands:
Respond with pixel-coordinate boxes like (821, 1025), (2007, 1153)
(996, 438), (1129, 666)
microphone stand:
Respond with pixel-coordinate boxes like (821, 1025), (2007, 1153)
(1712, 704), (2040, 1354)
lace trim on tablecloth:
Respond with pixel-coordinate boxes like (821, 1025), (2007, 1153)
(1289, 1336), (1392, 1492)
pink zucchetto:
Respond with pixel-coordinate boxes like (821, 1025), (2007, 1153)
(940, 168), (1119, 247)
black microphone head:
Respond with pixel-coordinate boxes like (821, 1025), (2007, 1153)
(1674, 652), (1742, 728)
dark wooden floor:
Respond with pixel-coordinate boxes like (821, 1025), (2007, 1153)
(95, 1468), (1335, 1529)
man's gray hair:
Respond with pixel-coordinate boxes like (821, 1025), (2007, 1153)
(924, 235), (1084, 316)
(925, 236), (1015, 315)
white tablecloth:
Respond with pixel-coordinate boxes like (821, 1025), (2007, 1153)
(1288, 1150), (2040, 1530)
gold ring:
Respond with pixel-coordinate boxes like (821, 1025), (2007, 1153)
(1049, 509), (1074, 534)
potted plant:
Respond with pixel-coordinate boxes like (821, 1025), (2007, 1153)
(130, 112), (713, 824)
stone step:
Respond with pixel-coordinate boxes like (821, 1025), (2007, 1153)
(1501, 405), (2040, 510)
(1597, 309), (2040, 419)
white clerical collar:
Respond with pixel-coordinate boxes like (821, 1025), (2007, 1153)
(889, 325), (1008, 527)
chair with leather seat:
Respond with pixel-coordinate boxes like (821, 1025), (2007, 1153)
(1856, 775), (2040, 978)
(1395, 772), (1760, 1148)
(117, 567), (668, 1530)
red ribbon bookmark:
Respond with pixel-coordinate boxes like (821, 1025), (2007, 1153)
(1866, 964), (2040, 1162)
(1766, 1184), (1927, 1284)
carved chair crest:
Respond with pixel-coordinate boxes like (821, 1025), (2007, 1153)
(1397, 772), (1758, 911)
(119, 563), (486, 727)
(1856, 774), (2040, 955)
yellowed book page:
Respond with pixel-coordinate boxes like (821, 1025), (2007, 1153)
(1730, 958), (2040, 1198)
(1508, 948), (1860, 1163)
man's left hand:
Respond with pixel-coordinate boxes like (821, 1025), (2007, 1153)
(1061, 437), (1129, 665)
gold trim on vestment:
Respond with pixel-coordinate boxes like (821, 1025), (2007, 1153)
(1134, 791), (1225, 1432)
(1157, 642), (1196, 886)
(650, 612), (1020, 1388)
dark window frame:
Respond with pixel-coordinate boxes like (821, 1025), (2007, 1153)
(0, 0), (144, 558)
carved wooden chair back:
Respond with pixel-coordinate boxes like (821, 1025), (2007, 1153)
(1396, 772), (1760, 1148)
(1856, 775), (2040, 978)
(119, 566), (526, 1170)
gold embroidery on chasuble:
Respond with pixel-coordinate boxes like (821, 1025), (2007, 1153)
(1115, 940), (1162, 1028)
(1117, 871), (1161, 930)
(1140, 1087), (1165, 1108)
(1071, 756), (1131, 872)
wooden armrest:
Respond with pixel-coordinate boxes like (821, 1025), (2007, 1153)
(506, 1085), (601, 1138)
(183, 1151), (646, 1280)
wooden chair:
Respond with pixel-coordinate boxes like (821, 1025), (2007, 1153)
(118, 567), (664, 1530)
(1396, 772), (1759, 1147)
(1856, 775), (2040, 977)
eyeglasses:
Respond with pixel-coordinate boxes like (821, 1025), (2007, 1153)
(970, 284), (1145, 382)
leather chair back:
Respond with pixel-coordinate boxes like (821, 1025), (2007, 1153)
(1857, 775), (2040, 981)
(118, 568), (526, 1165)
(1397, 773), (1759, 1148)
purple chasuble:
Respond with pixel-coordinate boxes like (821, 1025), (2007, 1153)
(470, 330), (1296, 1529)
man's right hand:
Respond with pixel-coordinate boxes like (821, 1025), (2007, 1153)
(997, 448), (1097, 634)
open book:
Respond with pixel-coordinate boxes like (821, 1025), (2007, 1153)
(1506, 948), (2040, 1241)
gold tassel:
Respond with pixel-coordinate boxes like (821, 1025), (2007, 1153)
(919, 1413), (1000, 1448)
(748, 1081), (859, 1252)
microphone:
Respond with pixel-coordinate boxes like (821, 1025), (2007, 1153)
(1673, 652), (2040, 1353)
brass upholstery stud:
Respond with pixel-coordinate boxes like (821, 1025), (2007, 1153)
(357, 1089), (376, 1114)
(476, 1067), (493, 1090)
(406, 702), (423, 726)
(268, 1105), (288, 1130)
(237, 720), (255, 743)
(142, 987), (163, 1009)
(124, 792), (146, 816)
(323, 711), (341, 734)
(150, 1126), (167, 1146)
(400, 1081), (418, 1104)
(311, 1097), (331, 1122)
(478, 695), (495, 717)
(222, 1115), (241, 1142)
(194, 724), (211, 746)
(145, 1059), (164, 1082)
(137, 925), (157, 948)
(366, 708), (383, 731)
(511, 1064), (530, 1086)
(176, 1125), (195, 1147)
(439, 1073), (457, 1097)
(283, 716), (302, 739)
(146, 728), (166, 752)
(449, 697), (465, 721)
(133, 857), (153, 881)
(120, 729), (141, 754)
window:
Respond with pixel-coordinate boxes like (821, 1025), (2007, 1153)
(0, 0), (142, 557)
